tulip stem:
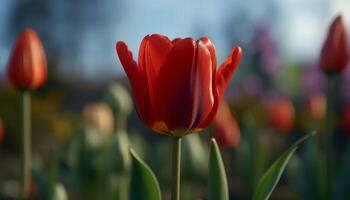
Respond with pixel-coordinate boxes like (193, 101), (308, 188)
(172, 137), (182, 200)
(325, 76), (335, 199)
(21, 91), (31, 198)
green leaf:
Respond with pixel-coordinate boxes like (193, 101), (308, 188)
(130, 148), (161, 200)
(252, 131), (316, 200)
(208, 138), (229, 200)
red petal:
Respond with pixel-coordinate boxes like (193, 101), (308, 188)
(188, 40), (215, 130)
(172, 38), (181, 45)
(155, 38), (197, 131)
(116, 41), (151, 124)
(28, 31), (47, 88)
(213, 101), (241, 148)
(138, 34), (173, 121)
(216, 46), (242, 101)
(200, 37), (217, 70)
(138, 34), (172, 84)
(196, 38), (219, 129)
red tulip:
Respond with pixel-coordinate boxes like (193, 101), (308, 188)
(268, 98), (295, 134)
(7, 29), (47, 90)
(213, 101), (241, 148)
(116, 34), (242, 137)
(319, 15), (349, 74)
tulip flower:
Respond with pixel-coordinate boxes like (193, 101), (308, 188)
(319, 15), (349, 75)
(116, 34), (242, 200)
(213, 101), (241, 148)
(268, 98), (295, 133)
(116, 34), (242, 137)
(6, 28), (47, 198)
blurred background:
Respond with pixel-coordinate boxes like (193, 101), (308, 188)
(0, 0), (350, 199)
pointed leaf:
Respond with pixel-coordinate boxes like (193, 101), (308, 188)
(130, 148), (161, 200)
(208, 138), (229, 200)
(253, 131), (316, 200)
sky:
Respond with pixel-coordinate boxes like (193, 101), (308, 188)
(0, 0), (349, 81)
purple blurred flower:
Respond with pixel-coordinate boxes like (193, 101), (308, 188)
(300, 66), (325, 95)
(242, 74), (263, 96)
(253, 24), (281, 76)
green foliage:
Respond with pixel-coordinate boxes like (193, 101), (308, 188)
(252, 132), (316, 200)
(334, 142), (350, 200)
(130, 148), (161, 200)
(208, 138), (228, 200)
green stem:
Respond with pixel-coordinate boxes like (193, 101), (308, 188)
(325, 76), (335, 199)
(22, 91), (31, 199)
(172, 137), (182, 200)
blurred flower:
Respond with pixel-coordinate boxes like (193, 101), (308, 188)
(300, 67), (325, 95)
(213, 101), (241, 148)
(116, 34), (242, 137)
(0, 117), (4, 143)
(268, 98), (295, 133)
(51, 116), (72, 141)
(83, 102), (114, 135)
(319, 15), (349, 75)
(7, 29), (47, 90)
(242, 74), (263, 96)
(305, 92), (327, 121)
(342, 105), (350, 135)
(253, 24), (281, 76)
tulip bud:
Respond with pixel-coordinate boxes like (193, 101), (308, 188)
(213, 101), (241, 148)
(319, 15), (349, 74)
(268, 98), (295, 133)
(7, 29), (47, 90)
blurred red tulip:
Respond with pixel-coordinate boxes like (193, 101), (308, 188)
(343, 106), (350, 135)
(306, 92), (327, 121)
(319, 15), (349, 74)
(7, 29), (47, 90)
(213, 101), (241, 148)
(116, 34), (242, 137)
(268, 98), (295, 134)
(0, 117), (4, 143)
